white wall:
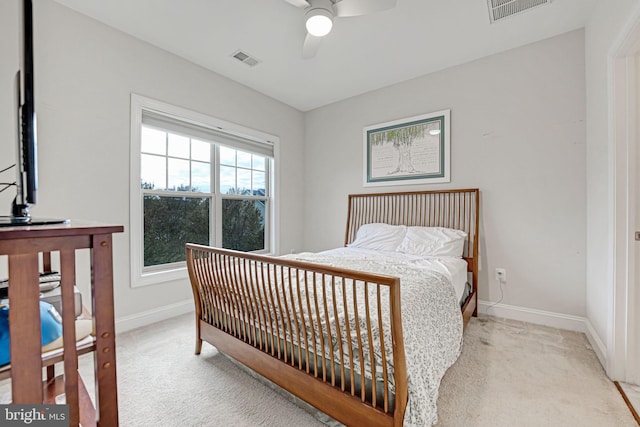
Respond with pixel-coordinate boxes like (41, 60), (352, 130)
(303, 30), (587, 318)
(584, 0), (638, 362)
(0, 0), (306, 324)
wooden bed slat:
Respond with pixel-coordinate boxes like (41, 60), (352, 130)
(365, 282), (377, 408)
(332, 277), (347, 392)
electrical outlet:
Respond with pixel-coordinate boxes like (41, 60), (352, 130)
(495, 268), (506, 283)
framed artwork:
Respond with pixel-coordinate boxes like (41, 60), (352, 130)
(363, 110), (450, 187)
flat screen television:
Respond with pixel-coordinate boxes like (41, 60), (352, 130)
(0, 0), (67, 227)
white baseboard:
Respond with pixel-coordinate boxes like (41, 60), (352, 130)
(583, 319), (608, 370)
(115, 299), (194, 333)
(478, 300), (586, 332)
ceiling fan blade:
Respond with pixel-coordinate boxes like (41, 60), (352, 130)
(284, 0), (311, 8)
(302, 33), (322, 59)
(335, 0), (397, 17)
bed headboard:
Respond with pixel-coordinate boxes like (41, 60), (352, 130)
(345, 188), (480, 292)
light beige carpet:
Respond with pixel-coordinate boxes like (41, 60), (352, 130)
(1, 313), (636, 426)
(435, 316), (636, 426)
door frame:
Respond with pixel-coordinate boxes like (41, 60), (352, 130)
(610, 8), (640, 383)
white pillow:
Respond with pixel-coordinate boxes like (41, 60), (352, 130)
(348, 223), (407, 252)
(396, 226), (467, 257)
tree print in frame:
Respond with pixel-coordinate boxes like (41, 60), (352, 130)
(363, 110), (450, 186)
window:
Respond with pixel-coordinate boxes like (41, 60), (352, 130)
(130, 95), (278, 287)
(218, 146), (268, 252)
(140, 127), (212, 268)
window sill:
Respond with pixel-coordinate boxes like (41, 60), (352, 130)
(132, 265), (188, 288)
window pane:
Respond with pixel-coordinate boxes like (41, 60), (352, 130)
(192, 139), (210, 162)
(237, 151), (252, 169)
(252, 155), (265, 171)
(220, 146), (236, 166)
(222, 199), (265, 252)
(168, 133), (190, 159)
(191, 161), (210, 193)
(237, 169), (251, 194)
(141, 126), (166, 155)
(143, 196), (210, 267)
(252, 171), (265, 195)
(168, 158), (190, 191)
(220, 165), (236, 194)
(141, 154), (166, 190)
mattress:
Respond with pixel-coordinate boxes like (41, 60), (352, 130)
(318, 247), (469, 304)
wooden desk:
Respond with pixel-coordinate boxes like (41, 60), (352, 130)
(0, 221), (123, 427)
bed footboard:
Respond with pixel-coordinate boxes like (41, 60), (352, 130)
(186, 244), (409, 427)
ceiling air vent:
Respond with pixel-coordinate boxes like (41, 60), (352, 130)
(231, 50), (261, 67)
(487, 0), (551, 23)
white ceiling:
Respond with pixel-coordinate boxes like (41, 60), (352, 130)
(51, 0), (595, 112)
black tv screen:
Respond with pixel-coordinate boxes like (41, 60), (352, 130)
(21, 0), (37, 207)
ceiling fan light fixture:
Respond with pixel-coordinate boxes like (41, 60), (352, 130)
(305, 8), (334, 37)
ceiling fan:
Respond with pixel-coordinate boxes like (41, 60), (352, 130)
(284, 0), (398, 58)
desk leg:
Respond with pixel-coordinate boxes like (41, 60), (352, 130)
(91, 234), (119, 427)
(60, 249), (80, 426)
(8, 253), (43, 403)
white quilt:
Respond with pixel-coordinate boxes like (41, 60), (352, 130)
(286, 250), (463, 427)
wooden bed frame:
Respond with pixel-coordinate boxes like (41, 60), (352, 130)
(186, 188), (479, 427)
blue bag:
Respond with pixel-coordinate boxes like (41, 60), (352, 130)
(0, 301), (64, 366)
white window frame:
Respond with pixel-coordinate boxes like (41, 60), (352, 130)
(130, 94), (279, 288)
